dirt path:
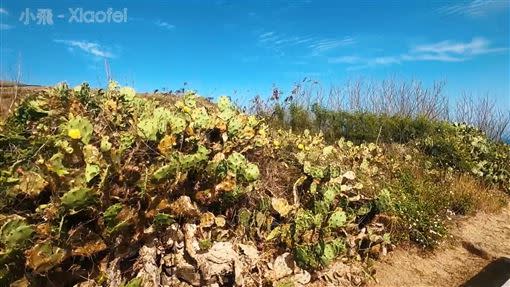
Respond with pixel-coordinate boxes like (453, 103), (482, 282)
(368, 203), (510, 287)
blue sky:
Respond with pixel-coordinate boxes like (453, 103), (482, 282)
(0, 0), (509, 108)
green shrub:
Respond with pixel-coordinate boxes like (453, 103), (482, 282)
(288, 103), (314, 132)
(377, 170), (451, 248)
(270, 102), (450, 145)
(420, 124), (510, 192)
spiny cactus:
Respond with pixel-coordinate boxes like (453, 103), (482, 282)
(0, 82), (399, 286)
(65, 115), (93, 144)
(137, 107), (175, 141)
(328, 208), (347, 228)
(226, 152), (260, 182)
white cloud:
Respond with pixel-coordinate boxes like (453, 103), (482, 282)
(257, 31), (354, 56)
(328, 56), (361, 64)
(438, 0), (509, 17)
(372, 56), (401, 65)
(308, 37), (355, 55)
(155, 20), (175, 30)
(412, 37), (504, 55)
(0, 23), (12, 30)
(259, 31), (275, 40)
(330, 37), (506, 69)
(54, 40), (114, 58)
(330, 55), (402, 69)
(1, 8), (12, 30)
(401, 53), (464, 62)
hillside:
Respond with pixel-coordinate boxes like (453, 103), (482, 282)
(0, 82), (509, 287)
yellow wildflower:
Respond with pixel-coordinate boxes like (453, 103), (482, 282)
(68, 128), (81, 139)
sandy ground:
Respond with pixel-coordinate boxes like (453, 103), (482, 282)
(368, 203), (510, 287)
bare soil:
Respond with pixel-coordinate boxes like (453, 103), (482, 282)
(368, 203), (510, 287)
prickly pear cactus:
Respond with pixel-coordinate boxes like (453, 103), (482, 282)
(25, 241), (69, 273)
(13, 171), (48, 197)
(65, 115), (93, 144)
(137, 107), (175, 141)
(60, 187), (97, 210)
(0, 217), (33, 250)
(0, 81), (396, 286)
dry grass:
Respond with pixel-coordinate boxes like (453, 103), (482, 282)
(248, 147), (302, 200)
(0, 85), (47, 120)
(448, 174), (508, 214)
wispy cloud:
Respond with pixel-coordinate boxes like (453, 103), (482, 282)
(258, 31), (275, 40)
(0, 23), (12, 30)
(329, 56), (361, 64)
(438, 0), (509, 17)
(1, 8), (13, 30)
(54, 40), (115, 58)
(330, 37), (506, 69)
(329, 55), (404, 69)
(0, 23), (14, 30)
(401, 53), (463, 63)
(308, 37), (355, 55)
(155, 20), (175, 30)
(412, 37), (505, 56)
(257, 31), (354, 56)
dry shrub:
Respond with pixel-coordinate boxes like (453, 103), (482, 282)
(448, 174), (507, 215)
(248, 147), (302, 200)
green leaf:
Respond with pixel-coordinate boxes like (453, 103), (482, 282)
(266, 226), (282, 241)
(0, 218), (34, 250)
(238, 208), (251, 227)
(47, 152), (69, 177)
(328, 209), (347, 228)
(66, 116), (94, 144)
(242, 162), (260, 182)
(294, 209), (314, 234)
(217, 96), (236, 120)
(137, 107), (175, 140)
(154, 213), (174, 227)
(119, 86), (136, 101)
(124, 277), (142, 287)
(319, 239), (346, 266)
(103, 203), (123, 227)
(100, 136), (112, 152)
(153, 164), (176, 181)
(85, 164), (100, 182)
(183, 91), (197, 108)
(169, 116), (187, 134)
(193, 107), (212, 129)
(303, 161), (325, 179)
(60, 187), (96, 210)
(294, 245), (320, 269)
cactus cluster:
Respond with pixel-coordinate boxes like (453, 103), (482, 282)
(266, 146), (370, 269)
(420, 123), (510, 192)
(0, 82), (271, 285)
(1, 80), (504, 286)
